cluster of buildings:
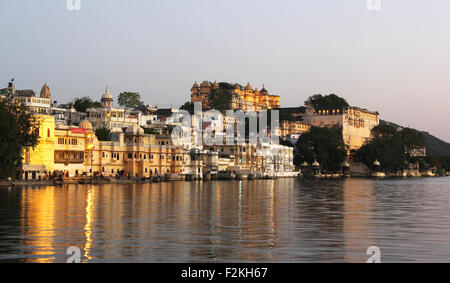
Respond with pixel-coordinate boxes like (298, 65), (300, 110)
(191, 81), (381, 153)
(1, 79), (295, 180)
(0, 77), (388, 180)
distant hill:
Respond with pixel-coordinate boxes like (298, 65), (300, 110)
(380, 120), (450, 157)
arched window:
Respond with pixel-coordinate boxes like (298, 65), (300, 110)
(47, 128), (50, 138)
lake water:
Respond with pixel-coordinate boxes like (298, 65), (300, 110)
(0, 177), (449, 263)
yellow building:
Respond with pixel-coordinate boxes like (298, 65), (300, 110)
(22, 115), (55, 179)
(303, 106), (380, 152)
(53, 121), (192, 178)
(279, 120), (311, 139)
(191, 81), (280, 111)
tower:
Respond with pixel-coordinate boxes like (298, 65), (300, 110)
(101, 87), (113, 108)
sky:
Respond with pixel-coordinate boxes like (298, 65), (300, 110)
(1, 0), (449, 141)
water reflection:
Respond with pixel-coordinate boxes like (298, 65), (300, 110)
(0, 178), (450, 262)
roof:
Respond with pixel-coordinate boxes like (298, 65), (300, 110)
(15, 90), (36, 97)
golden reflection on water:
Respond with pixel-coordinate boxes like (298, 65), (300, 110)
(20, 188), (56, 263)
(3, 178), (448, 262)
(342, 179), (375, 263)
(83, 187), (95, 262)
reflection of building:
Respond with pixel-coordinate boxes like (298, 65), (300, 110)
(303, 106), (380, 151)
(191, 81), (280, 111)
(86, 88), (142, 133)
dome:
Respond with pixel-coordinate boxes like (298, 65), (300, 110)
(40, 84), (51, 99)
(101, 87), (113, 100)
(191, 81), (199, 89)
(302, 161), (309, 167)
(200, 81), (212, 88)
(245, 82), (253, 91)
(312, 160), (320, 167)
(126, 124), (144, 135)
(373, 159), (381, 167)
(79, 119), (93, 130)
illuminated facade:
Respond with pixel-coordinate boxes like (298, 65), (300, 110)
(303, 106), (380, 151)
(22, 115), (56, 179)
(191, 81), (281, 111)
(279, 121), (311, 139)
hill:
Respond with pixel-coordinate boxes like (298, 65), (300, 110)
(380, 120), (450, 157)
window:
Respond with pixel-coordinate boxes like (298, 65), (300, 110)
(47, 129), (50, 138)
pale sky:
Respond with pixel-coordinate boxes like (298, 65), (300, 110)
(1, 0), (449, 141)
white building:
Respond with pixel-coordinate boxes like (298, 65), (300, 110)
(85, 88), (143, 133)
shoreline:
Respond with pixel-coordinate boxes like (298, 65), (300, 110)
(1, 174), (448, 188)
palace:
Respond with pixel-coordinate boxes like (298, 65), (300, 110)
(302, 106), (380, 151)
(191, 81), (280, 111)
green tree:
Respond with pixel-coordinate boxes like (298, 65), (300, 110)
(209, 89), (232, 112)
(95, 127), (111, 141)
(180, 101), (194, 114)
(305, 94), (349, 111)
(353, 125), (406, 172)
(0, 101), (40, 179)
(118, 92), (143, 109)
(399, 127), (426, 161)
(294, 126), (347, 172)
(74, 96), (102, 112)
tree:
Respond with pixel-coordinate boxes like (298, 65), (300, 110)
(95, 127), (111, 141)
(294, 126), (347, 172)
(118, 92), (143, 110)
(305, 94), (349, 111)
(74, 96), (102, 112)
(0, 101), (40, 179)
(280, 138), (294, 148)
(209, 89), (232, 112)
(180, 101), (194, 114)
(353, 125), (406, 172)
(399, 127), (426, 161)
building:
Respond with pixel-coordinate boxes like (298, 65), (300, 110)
(21, 115), (56, 179)
(52, 120), (200, 178)
(53, 122), (92, 176)
(191, 81), (280, 111)
(204, 142), (294, 178)
(85, 88), (142, 133)
(1, 79), (52, 115)
(279, 120), (311, 139)
(302, 106), (380, 151)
